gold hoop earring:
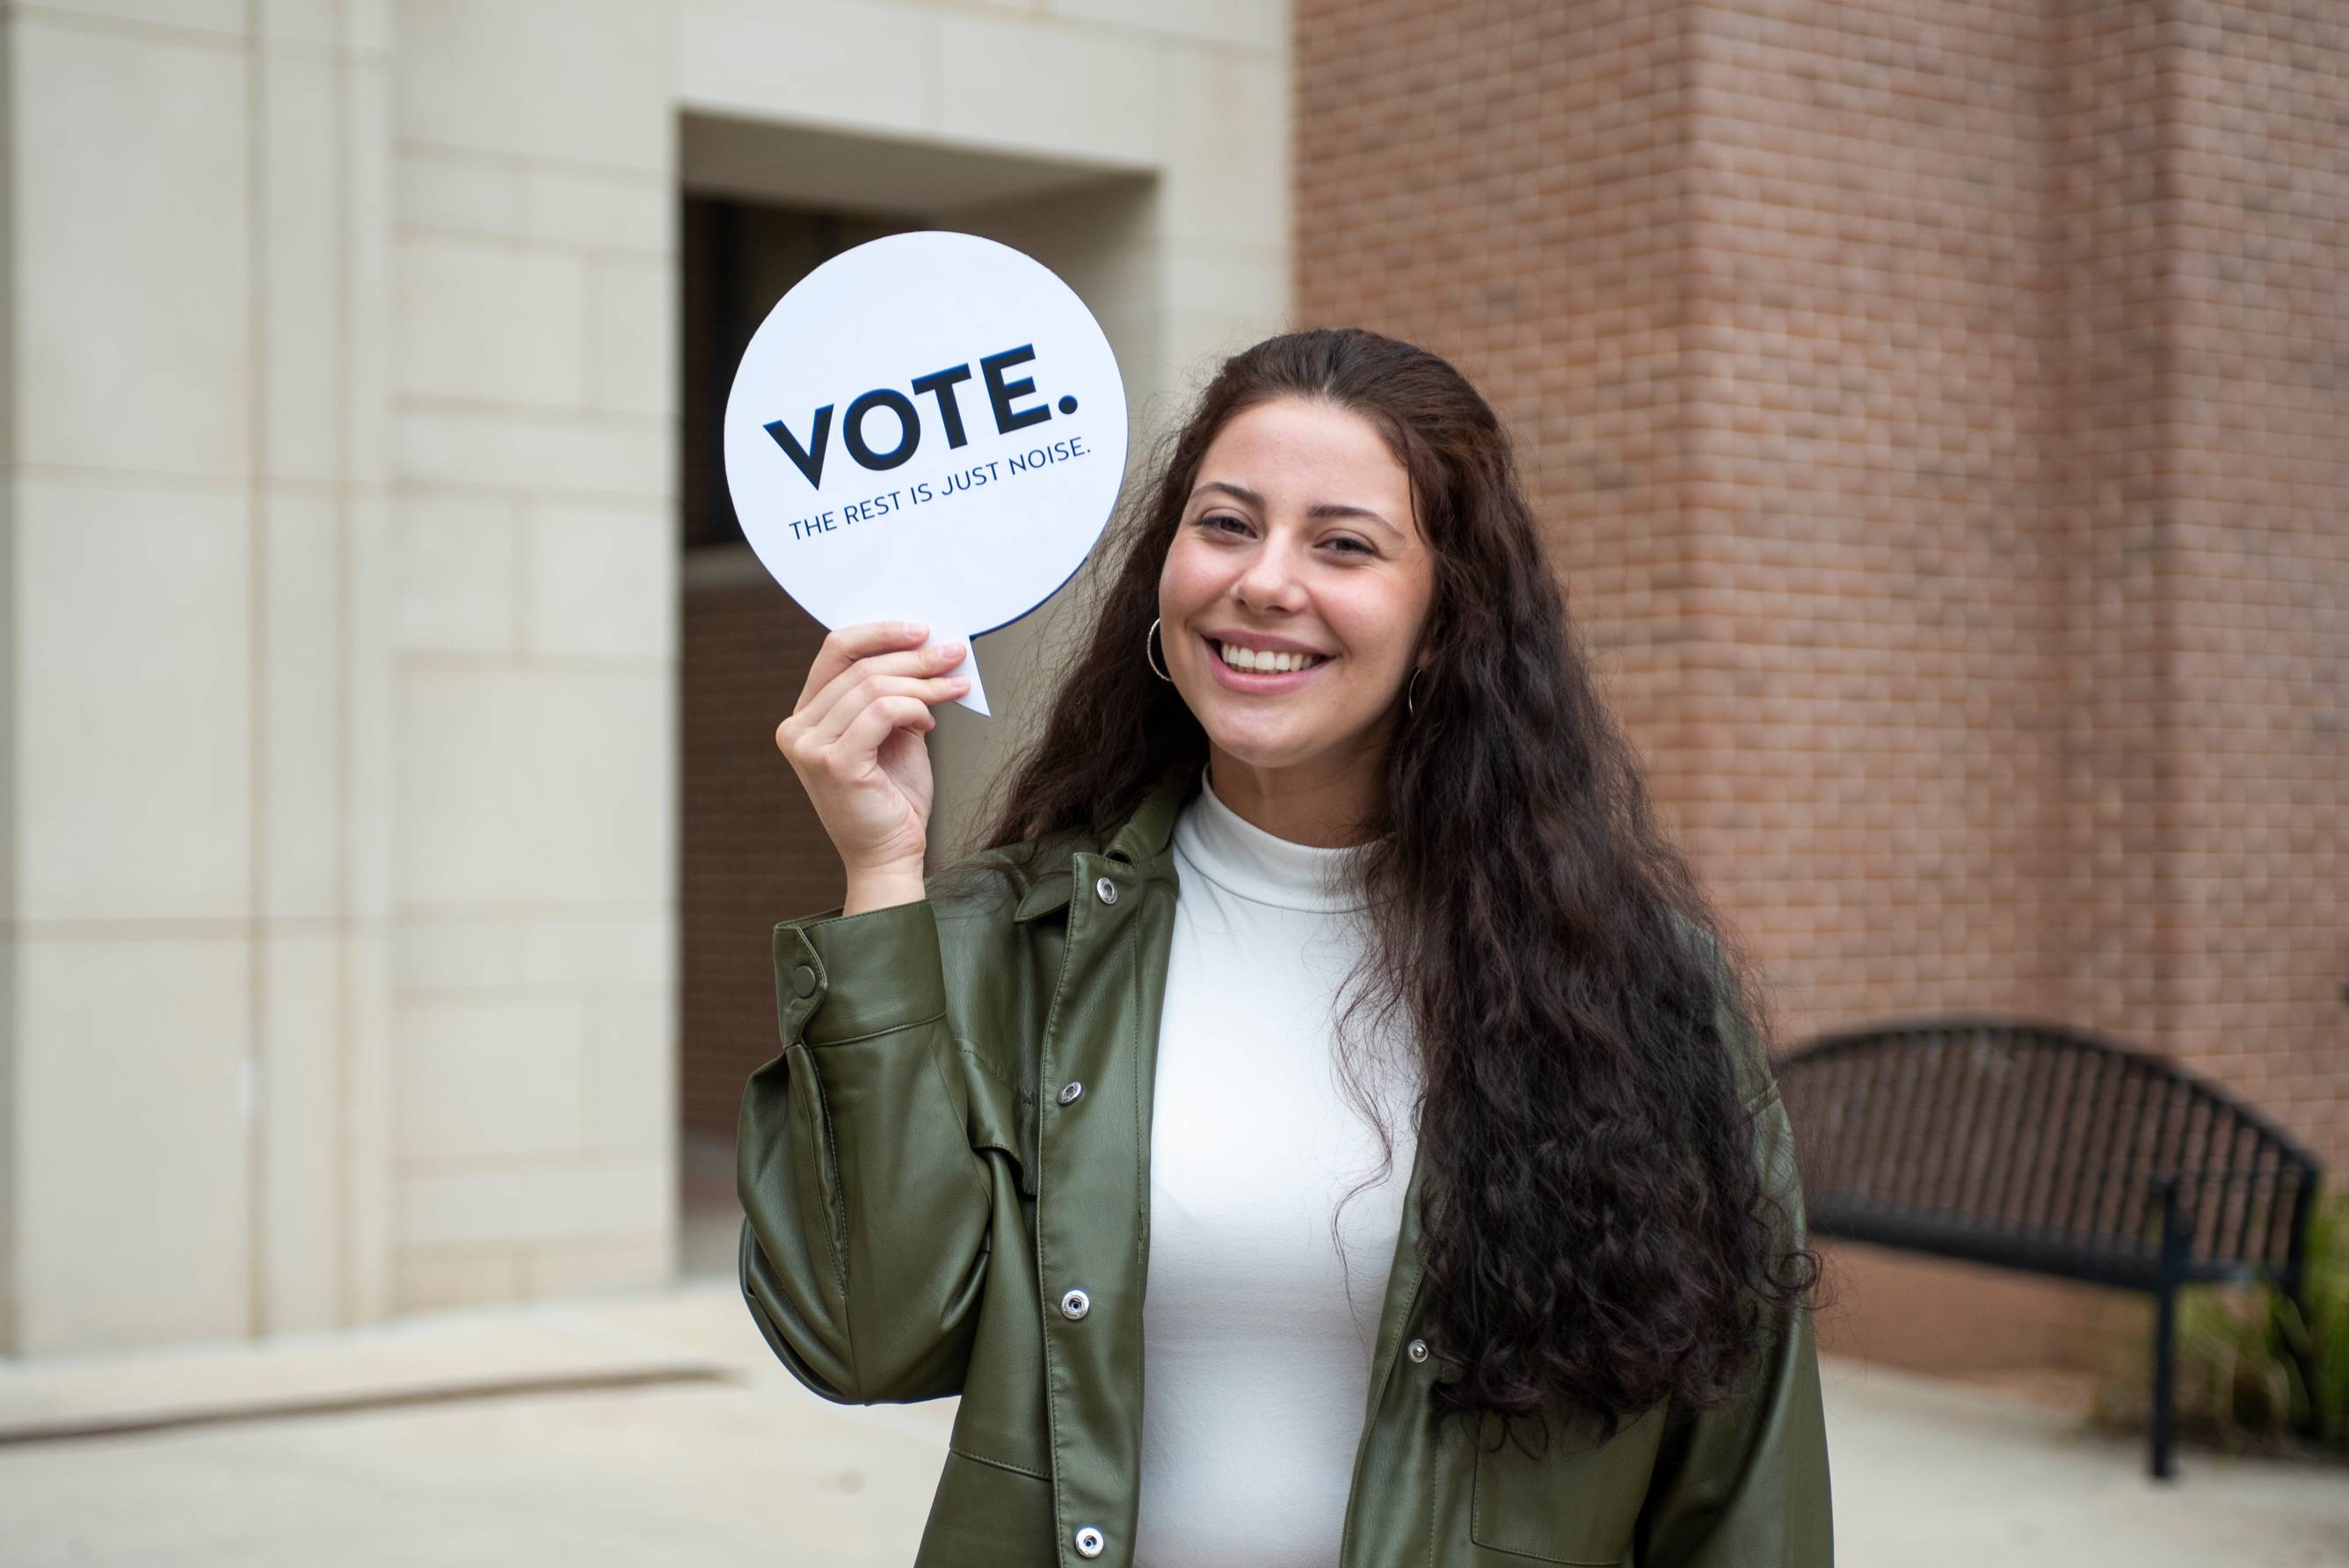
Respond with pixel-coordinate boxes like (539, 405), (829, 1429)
(1146, 616), (1174, 682)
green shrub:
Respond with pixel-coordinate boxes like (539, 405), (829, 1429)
(2093, 1189), (2348, 1462)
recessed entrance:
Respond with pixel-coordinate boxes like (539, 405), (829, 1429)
(673, 115), (1156, 1277)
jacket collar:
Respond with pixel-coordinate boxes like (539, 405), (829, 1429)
(1010, 777), (1192, 921)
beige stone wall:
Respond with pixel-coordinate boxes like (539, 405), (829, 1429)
(1, 1), (396, 1352)
(2, 0), (1292, 1350)
(384, 0), (681, 1315)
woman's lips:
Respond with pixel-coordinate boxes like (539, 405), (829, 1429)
(1203, 635), (1332, 693)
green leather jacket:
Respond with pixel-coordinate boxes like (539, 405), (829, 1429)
(738, 779), (1833, 1566)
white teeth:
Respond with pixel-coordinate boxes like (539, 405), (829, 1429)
(1216, 641), (1326, 674)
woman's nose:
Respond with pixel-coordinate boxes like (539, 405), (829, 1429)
(1233, 539), (1305, 610)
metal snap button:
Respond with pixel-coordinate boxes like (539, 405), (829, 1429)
(1059, 1288), (1091, 1321)
(791, 964), (818, 998)
(1095, 875), (1118, 904)
(1073, 1525), (1106, 1558)
(1406, 1337), (1429, 1363)
(1058, 1080), (1084, 1106)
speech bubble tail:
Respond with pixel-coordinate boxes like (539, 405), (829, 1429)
(942, 635), (991, 717)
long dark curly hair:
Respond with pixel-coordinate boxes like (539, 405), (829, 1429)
(962, 325), (1822, 1457)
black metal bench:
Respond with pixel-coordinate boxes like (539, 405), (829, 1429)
(1772, 1014), (2324, 1479)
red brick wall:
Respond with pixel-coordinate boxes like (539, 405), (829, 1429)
(1295, 0), (2345, 1379)
(2112, 0), (2347, 1184)
(678, 556), (840, 1139)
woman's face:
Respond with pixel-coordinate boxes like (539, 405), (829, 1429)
(1156, 396), (1437, 785)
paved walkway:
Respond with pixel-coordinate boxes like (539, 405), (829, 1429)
(2, 1280), (2342, 1566)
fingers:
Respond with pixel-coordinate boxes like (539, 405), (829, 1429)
(799, 635), (966, 727)
(781, 670), (968, 768)
(797, 620), (930, 711)
(833, 693), (940, 766)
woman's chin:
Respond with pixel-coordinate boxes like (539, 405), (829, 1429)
(1200, 721), (1336, 773)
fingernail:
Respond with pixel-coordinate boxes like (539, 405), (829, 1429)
(939, 641), (964, 658)
(903, 621), (928, 637)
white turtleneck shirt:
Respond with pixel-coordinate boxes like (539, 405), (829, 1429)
(1133, 769), (1422, 1568)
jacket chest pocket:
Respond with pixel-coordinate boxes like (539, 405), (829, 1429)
(951, 1038), (1037, 1198)
(1468, 1402), (1667, 1566)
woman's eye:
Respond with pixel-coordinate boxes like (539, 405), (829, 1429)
(1196, 513), (1372, 557)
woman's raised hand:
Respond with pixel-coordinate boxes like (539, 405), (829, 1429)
(775, 621), (970, 904)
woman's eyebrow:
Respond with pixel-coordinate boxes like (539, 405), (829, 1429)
(1190, 479), (1402, 538)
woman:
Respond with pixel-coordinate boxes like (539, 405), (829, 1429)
(739, 327), (1832, 1566)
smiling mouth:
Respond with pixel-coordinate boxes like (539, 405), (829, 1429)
(1210, 639), (1331, 675)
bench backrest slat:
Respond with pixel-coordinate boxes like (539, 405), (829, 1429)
(2042, 1035), (2103, 1238)
(2009, 1034), (2071, 1235)
(2216, 1117), (2258, 1261)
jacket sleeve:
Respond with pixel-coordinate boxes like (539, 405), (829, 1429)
(1633, 930), (1835, 1566)
(736, 893), (995, 1406)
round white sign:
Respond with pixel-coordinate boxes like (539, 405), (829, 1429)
(722, 230), (1130, 715)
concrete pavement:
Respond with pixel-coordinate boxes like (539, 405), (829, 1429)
(2, 1280), (2341, 1566)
